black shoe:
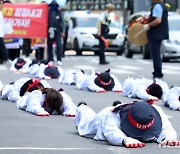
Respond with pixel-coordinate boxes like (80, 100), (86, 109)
(77, 102), (87, 107)
(70, 82), (76, 85)
(112, 101), (122, 106)
(100, 61), (109, 65)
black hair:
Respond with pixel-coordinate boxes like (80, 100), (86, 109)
(112, 101), (122, 106)
(147, 83), (163, 99)
(42, 88), (63, 115)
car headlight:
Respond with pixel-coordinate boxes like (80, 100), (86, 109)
(80, 33), (95, 39)
(116, 33), (124, 39)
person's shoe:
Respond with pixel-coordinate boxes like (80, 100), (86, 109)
(100, 61), (109, 65)
(57, 61), (63, 66)
(48, 61), (54, 66)
(70, 82), (76, 85)
(77, 102), (87, 107)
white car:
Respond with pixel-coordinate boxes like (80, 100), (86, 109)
(161, 13), (180, 61)
(66, 12), (125, 55)
(123, 11), (180, 61)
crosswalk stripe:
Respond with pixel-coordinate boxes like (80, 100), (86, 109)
(163, 69), (180, 74)
(163, 65), (180, 70)
(111, 68), (135, 74)
(0, 65), (7, 70)
(74, 65), (96, 70)
(115, 65), (142, 70)
(136, 59), (151, 65)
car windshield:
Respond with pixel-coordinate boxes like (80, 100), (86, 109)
(76, 17), (98, 27)
(169, 19), (180, 31)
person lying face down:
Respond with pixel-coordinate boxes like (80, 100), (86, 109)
(122, 76), (169, 101)
(75, 100), (179, 148)
(74, 69), (123, 93)
(16, 87), (77, 117)
(29, 59), (64, 81)
(1, 77), (51, 102)
(1, 78), (77, 116)
(17, 88), (63, 116)
(9, 57), (32, 73)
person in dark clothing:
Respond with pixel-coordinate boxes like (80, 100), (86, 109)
(22, 38), (32, 57)
(47, 0), (64, 66)
(97, 3), (114, 65)
(143, 0), (169, 79)
(0, 0), (9, 64)
(35, 47), (44, 60)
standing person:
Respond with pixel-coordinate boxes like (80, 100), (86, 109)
(47, 0), (64, 66)
(97, 3), (115, 65)
(0, 0), (8, 64)
(4, 0), (20, 61)
(143, 0), (169, 79)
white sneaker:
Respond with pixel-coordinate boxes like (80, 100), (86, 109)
(57, 61), (62, 66)
(48, 61), (54, 66)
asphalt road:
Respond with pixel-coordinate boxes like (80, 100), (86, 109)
(0, 52), (180, 154)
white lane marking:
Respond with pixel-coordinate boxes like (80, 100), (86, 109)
(115, 65), (142, 70)
(163, 65), (180, 70)
(0, 147), (124, 152)
(111, 68), (135, 74)
(74, 65), (96, 70)
(0, 147), (99, 150)
(163, 69), (180, 74)
(0, 65), (7, 70)
(136, 59), (151, 65)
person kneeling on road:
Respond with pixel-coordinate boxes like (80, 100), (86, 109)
(75, 101), (179, 148)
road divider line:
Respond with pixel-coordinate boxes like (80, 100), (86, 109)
(0, 147), (118, 151)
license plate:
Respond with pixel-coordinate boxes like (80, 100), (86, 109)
(107, 40), (112, 45)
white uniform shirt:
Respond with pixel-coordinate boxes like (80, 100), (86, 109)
(75, 70), (122, 92)
(164, 87), (180, 110)
(123, 76), (169, 101)
(99, 11), (111, 25)
(1, 77), (51, 102)
(9, 58), (32, 73)
(16, 89), (77, 116)
(75, 104), (177, 146)
(60, 70), (76, 85)
(29, 63), (64, 82)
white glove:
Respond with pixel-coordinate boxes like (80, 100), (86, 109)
(123, 137), (145, 148)
(143, 24), (150, 31)
(48, 27), (55, 39)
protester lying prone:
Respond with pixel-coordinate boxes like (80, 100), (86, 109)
(75, 100), (179, 148)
